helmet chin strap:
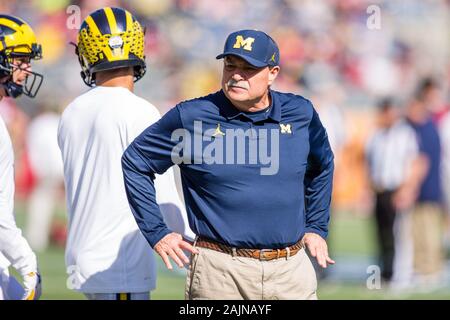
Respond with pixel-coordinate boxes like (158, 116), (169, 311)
(2, 81), (23, 98)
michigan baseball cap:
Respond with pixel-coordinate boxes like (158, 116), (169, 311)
(216, 29), (280, 68)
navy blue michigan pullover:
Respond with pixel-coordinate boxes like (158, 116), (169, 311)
(122, 90), (334, 249)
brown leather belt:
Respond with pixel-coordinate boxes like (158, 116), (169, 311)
(195, 237), (304, 261)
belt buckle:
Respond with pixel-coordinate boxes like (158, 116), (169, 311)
(258, 249), (274, 261)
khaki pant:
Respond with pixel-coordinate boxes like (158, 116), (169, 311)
(411, 203), (444, 276)
(185, 246), (317, 300)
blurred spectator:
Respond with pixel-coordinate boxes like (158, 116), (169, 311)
(365, 98), (424, 285)
(417, 77), (450, 124)
(406, 92), (445, 289)
(417, 77), (450, 250)
(25, 105), (64, 251)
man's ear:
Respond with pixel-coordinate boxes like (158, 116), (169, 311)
(268, 66), (280, 85)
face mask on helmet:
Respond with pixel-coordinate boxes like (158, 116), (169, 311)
(0, 32), (44, 98)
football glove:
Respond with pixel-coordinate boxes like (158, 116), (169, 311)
(21, 271), (42, 300)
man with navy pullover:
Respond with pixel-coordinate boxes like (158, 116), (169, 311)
(122, 29), (335, 300)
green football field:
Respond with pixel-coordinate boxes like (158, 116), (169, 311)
(12, 206), (450, 299)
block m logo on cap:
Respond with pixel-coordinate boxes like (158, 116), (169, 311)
(233, 35), (255, 51)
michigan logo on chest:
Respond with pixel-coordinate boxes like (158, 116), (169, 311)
(279, 123), (292, 134)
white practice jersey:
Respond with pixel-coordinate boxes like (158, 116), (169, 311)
(0, 116), (37, 276)
(58, 86), (194, 293)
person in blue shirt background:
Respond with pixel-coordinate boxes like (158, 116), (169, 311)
(406, 85), (445, 289)
(122, 29), (335, 300)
